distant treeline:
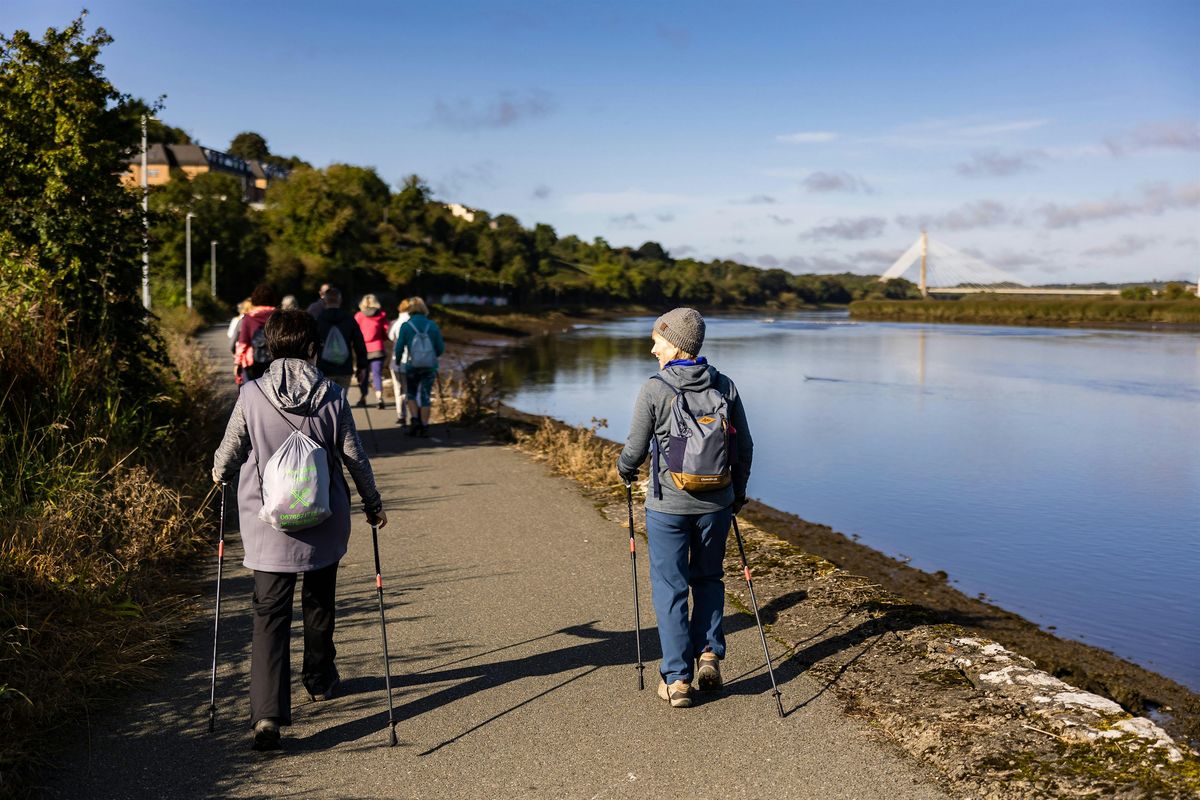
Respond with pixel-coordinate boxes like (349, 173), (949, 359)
(850, 296), (1200, 325)
(148, 167), (921, 313)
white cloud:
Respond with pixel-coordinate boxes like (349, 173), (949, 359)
(800, 216), (887, 241)
(801, 171), (873, 193)
(1082, 235), (1157, 258)
(956, 149), (1046, 178)
(1039, 182), (1200, 228)
(896, 200), (1014, 232)
(1107, 120), (1200, 155)
(565, 189), (693, 213)
(775, 131), (838, 144)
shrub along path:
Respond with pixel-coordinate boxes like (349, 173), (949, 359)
(40, 330), (947, 800)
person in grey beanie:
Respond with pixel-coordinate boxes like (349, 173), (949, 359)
(616, 307), (753, 708)
(212, 308), (388, 751)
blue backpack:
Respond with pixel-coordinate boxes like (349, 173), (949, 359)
(649, 375), (736, 498)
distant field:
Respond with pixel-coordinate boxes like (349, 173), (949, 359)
(849, 297), (1200, 326)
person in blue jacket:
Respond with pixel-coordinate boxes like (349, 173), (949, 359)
(393, 297), (445, 436)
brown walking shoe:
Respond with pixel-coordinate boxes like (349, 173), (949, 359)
(657, 678), (694, 708)
(697, 652), (722, 691)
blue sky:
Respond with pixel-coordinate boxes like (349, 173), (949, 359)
(5, 1), (1199, 283)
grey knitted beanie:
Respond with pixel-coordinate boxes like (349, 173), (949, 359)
(652, 307), (705, 356)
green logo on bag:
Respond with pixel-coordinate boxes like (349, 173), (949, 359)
(289, 486), (315, 510)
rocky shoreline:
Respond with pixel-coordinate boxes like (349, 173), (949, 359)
(435, 306), (1200, 797)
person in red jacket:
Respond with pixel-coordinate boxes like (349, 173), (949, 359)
(235, 284), (277, 385)
(354, 293), (389, 408)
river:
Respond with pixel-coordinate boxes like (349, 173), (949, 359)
(496, 311), (1200, 690)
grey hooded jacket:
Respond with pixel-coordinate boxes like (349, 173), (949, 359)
(618, 363), (753, 515)
(213, 359), (382, 572)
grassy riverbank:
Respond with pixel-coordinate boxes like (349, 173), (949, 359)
(850, 296), (1200, 326)
(0, 307), (226, 796)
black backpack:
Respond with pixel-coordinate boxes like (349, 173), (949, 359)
(250, 326), (272, 366)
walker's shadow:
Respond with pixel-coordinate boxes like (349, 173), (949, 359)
(290, 620), (656, 753)
(723, 597), (925, 717)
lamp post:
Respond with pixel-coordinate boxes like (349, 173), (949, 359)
(185, 212), (195, 310)
(140, 114), (151, 309)
(210, 240), (217, 298)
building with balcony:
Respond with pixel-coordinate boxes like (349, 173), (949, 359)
(124, 143), (289, 204)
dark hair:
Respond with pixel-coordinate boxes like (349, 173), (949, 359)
(264, 309), (318, 360)
(250, 283), (277, 307)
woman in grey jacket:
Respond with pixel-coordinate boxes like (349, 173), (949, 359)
(213, 308), (388, 750)
(617, 308), (753, 708)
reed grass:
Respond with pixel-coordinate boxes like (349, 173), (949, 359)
(512, 417), (623, 494)
(849, 297), (1200, 325)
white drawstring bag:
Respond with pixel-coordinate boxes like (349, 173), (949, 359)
(257, 429), (333, 531)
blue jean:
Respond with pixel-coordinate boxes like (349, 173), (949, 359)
(645, 506), (732, 684)
(406, 367), (435, 407)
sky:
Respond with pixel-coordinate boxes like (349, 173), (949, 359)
(5, 1), (1199, 284)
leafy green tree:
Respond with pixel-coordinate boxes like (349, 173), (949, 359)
(263, 163), (390, 293)
(228, 130), (269, 160)
(0, 15), (161, 384)
(148, 171), (267, 308)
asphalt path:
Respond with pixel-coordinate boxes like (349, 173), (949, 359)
(41, 329), (947, 800)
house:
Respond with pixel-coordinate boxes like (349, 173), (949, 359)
(123, 144), (289, 203)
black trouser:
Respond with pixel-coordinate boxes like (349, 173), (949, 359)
(250, 562), (339, 726)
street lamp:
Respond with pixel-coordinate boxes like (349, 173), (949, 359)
(140, 114), (154, 309)
(185, 212), (195, 310)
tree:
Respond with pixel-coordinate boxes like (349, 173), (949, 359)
(0, 15), (161, 383)
(148, 171), (267, 307)
(263, 163), (390, 293)
(229, 130), (269, 161)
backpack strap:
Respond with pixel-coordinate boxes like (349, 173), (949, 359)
(250, 379), (344, 505)
(648, 375), (680, 500)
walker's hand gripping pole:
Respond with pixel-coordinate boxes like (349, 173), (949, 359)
(732, 516), (785, 717)
(371, 524), (399, 746)
(626, 482), (645, 690)
(208, 481), (227, 733)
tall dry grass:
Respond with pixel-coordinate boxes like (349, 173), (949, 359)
(512, 417), (624, 494)
(0, 293), (224, 795)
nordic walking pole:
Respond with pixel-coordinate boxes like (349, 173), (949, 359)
(371, 523), (399, 746)
(434, 372), (451, 440)
(625, 482), (645, 690)
(208, 481), (227, 732)
(731, 516), (784, 717)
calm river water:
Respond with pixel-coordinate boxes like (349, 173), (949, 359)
(497, 312), (1200, 690)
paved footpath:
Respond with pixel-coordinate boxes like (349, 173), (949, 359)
(42, 330), (948, 800)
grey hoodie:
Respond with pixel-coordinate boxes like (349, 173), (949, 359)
(618, 363), (753, 515)
(213, 359), (382, 572)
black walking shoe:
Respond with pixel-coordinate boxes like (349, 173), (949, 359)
(377, 400), (385, 410)
(355, 397), (367, 408)
(307, 667), (341, 702)
(252, 718), (281, 751)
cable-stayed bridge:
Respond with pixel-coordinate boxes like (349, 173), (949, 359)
(879, 233), (1120, 297)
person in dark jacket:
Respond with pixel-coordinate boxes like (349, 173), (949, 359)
(315, 287), (368, 392)
(213, 309), (387, 751)
(617, 308), (753, 708)
(306, 282), (331, 318)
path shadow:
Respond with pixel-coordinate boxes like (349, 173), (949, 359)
(291, 621), (658, 752)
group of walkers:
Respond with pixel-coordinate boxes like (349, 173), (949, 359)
(226, 283), (445, 436)
(212, 303), (752, 750)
